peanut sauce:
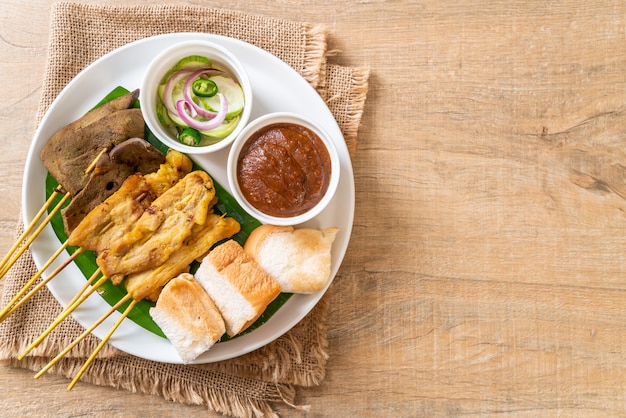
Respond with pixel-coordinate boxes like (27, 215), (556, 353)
(236, 123), (332, 217)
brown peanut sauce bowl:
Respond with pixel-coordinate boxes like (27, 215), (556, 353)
(227, 112), (340, 226)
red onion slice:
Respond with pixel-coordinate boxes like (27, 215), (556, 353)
(161, 69), (195, 114)
(175, 93), (228, 131)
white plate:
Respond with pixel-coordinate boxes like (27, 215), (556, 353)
(22, 33), (354, 364)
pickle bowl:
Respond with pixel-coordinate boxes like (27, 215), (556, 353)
(139, 39), (253, 154)
(227, 112), (340, 226)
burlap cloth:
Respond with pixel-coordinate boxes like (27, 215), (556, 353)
(0, 2), (369, 417)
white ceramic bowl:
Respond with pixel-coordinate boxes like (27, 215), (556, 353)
(140, 40), (252, 154)
(227, 112), (340, 226)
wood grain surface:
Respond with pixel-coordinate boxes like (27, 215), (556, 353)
(2, 0), (626, 416)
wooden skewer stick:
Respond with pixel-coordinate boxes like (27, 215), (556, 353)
(18, 270), (107, 360)
(0, 188), (64, 274)
(0, 247), (84, 323)
(67, 298), (138, 390)
(0, 191), (71, 280)
(64, 266), (103, 310)
(83, 147), (108, 176)
(34, 294), (132, 380)
(4, 148), (112, 278)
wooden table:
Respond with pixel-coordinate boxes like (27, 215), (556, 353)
(2, 0), (626, 416)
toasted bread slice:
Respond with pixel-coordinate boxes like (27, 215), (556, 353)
(195, 240), (281, 337)
(244, 224), (338, 293)
(150, 273), (225, 363)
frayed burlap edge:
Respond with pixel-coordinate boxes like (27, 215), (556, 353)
(5, 355), (295, 418)
(35, 2), (328, 125)
(317, 64), (371, 156)
(300, 24), (328, 91)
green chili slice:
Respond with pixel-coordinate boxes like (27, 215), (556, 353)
(192, 78), (218, 97)
(178, 127), (202, 146)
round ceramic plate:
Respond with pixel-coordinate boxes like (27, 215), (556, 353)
(22, 32), (354, 364)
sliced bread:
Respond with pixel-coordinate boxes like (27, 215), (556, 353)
(150, 273), (225, 363)
(244, 224), (339, 293)
(194, 240), (281, 337)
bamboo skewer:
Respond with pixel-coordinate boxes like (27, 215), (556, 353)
(64, 266), (104, 310)
(0, 247), (84, 323)
(34, 293), (132, 380)
(0, 190), (71, 280)
(9, 153), (212, 387)
(0, 188), (63, 274)
(83, 147), (108, 175)
(18, 270), (107, 360)
(67, 298), (138, 390)
(1, 149), (108, 282)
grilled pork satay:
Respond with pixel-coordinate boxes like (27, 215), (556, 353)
(96, 170), (216, 279)
(39, 211), (236, 388)
(67, 150), (192, 252)
(144, 148), (193, 196)
(124, 214), (241, 301)
(24, 214), (240, 374)
(66, 174), (152, 251)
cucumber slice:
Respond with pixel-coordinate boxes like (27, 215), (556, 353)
(169, 77), (187, 109)
(156, 101), (174, 128)
(166, 109), (188, 128)
(199, 75), (245, 118)
(200, 115), (241, 139)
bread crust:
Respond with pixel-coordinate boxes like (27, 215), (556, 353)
(201, 240), (281, 336)
(150, 273), (225, 362)
(243, 224), (295, 256)
(244, 224), (339, 293)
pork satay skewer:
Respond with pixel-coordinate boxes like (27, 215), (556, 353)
(1, 152), (191, 323)
(16, 173), (200, 353)
(18, 168), (214, 357)
(0, 191), (71, 280)
(34, 293), (132, 380)
(0, 188), (66, 275)
(0, 176), (149, 323)
(16, 155), (230, 386)
(0, 161), (149, 319)
(68, 299), (138, 390)
(0, 245), (84, 322)
(37, 214), (240, 387)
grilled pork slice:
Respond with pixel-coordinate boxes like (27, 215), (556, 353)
(150, 273), (225, 363)
(194, 240), (281, 337)
(66, 173), (153, 251)
(66, 150), (193, 253)
(143, 148), (193, 197)
(96, 170), (216, 278)
(124, 214), (241, 302)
